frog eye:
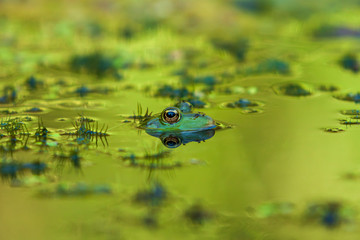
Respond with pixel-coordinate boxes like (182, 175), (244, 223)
(162, 136), (182, 148)
(161, 107), (181, 124)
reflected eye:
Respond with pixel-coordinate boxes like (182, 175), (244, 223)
(162, 136), (182, 148)
(161, 107), (181, 124)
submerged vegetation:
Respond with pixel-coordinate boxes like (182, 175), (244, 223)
(38, 182), (112, 197)
(62, 115), (109, 146)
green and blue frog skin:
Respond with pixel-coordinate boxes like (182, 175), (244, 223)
(139, 102), (224, 148)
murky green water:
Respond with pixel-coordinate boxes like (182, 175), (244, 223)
(1, 1), (360, 240)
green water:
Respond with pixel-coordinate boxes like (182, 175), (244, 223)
(1, 1), (360, 239)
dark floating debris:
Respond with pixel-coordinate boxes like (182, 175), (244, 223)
(233, 0), (272, 13)
(304, 202), (355, 228)
(181, 75), (219, 87)
(122, 148), (171, 161)
(69, 52), (120, 78)
(339, 54), (359, 73)
(0, 109), (17, 114)
(318, 84), (339, 92)
(323, 128), (344, 133)
(225, 98), (260, 108)
(24, 107), (43, 113)
(123, 157), (181, 170)
(339, 110), (360, 122)
(184, 203), (213, 224)
(22, 161), (47, 175)
(248, 201), (356, 229)
(75, 86), (91, 97)
(334, 93), (360, 103)
(340, 109), (360, 116)
(256, 59), (290, 75)
(187, 98), (207, 108)
(339, 119), (360, 126)
(342, 171), (360, 180)
(133, 183), (167, 207)
(172, 68), (190, 78)
(222, 98), (263, 114)
(244, 59), (290, 75)
(142, 211), (158, 228)
(25, 76), (44, 90)
(0, 160), (47, 181)
(273, 82), (313, 97)
(74, 85), (111, 97)
(38, 183), (112, 197)
(56, 118), (68, 122)
(122, 146), (180, 170)
(211, 37), (249, 61)
(155, 85), (193, 99)
(75, 116), (95, 123)
(118, 25), (138, 39)
(0, 86), (17, 104)
(241, 108), (263, 114)
(0, 161), (20, 180)
(314, 25), (360, 39)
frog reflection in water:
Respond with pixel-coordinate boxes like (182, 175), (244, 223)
(139, 102), (225, 148)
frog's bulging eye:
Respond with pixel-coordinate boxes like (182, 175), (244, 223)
(162, 136), (182, 148)
(161, 107), (181, 124)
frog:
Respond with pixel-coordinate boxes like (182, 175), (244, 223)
(138, 102), (218, 133)
(137, 102), (229, 148)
